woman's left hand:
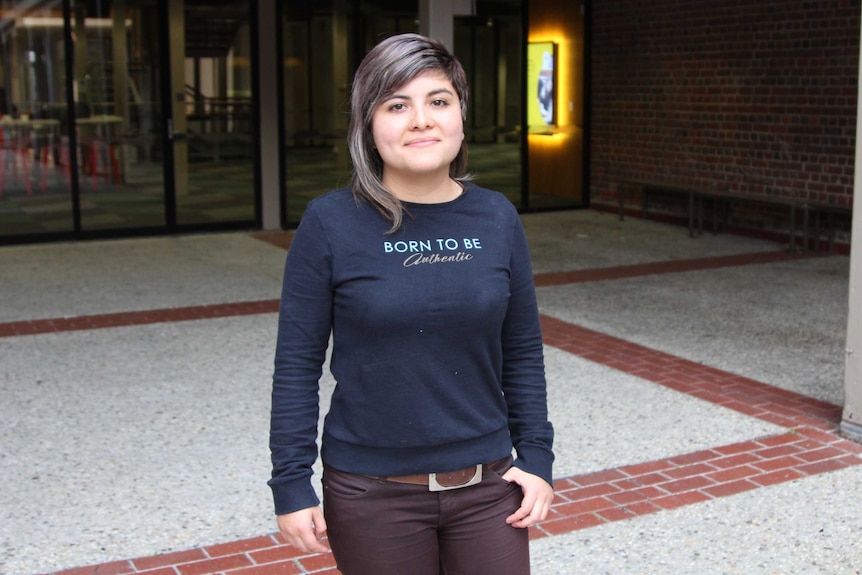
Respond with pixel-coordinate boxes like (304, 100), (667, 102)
(501, 466), (554, 528)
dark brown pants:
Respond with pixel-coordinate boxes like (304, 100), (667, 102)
(322, 458), (530, 575)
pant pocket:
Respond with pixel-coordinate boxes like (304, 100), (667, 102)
(323, 465), (378, 500)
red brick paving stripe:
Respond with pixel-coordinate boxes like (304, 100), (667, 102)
(43, 432), (862, 575)
(204, 535), (282, 558)
(538, 431), (862, 536)
(0, 248), (818, 340)
(539, 314), (844, 432)
(532, 250), (816, 287)
(132, 548), (206, 572)
(27, 247), (859, 575)
(0, 300), (280, 338)
(248, 231), (295, 251)
(175, 553), (252, 574)
(229, 563), (303, 575)
(4, 230), (290, 341)
(27, 326), (862, 575)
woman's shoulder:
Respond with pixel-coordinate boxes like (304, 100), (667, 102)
(464, 182), (514, 203)
(462, 182), (521, 219)
(302, 188), (373, 222)
(306, 187), (356, 212)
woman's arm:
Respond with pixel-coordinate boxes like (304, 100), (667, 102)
(500, 216), (555, 488)
(268, 207), (335, 515)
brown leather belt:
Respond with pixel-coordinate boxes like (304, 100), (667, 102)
(383, 458), (508, 492)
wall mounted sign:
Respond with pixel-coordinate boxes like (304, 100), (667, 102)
(527, 42), (557, 134)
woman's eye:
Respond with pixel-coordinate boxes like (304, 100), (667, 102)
(431, 99), (448, 107)
(389, 103), (406, 111)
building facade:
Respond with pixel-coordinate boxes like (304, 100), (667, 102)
(0, 0), (587, 244)
(2, 0), (861, 456)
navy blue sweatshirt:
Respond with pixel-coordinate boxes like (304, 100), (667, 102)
(269, 184), (554, 515)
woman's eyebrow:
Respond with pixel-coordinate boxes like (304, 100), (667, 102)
(386, 87), (455, 101)
(427, 88), (455, 97)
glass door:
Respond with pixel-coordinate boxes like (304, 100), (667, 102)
(455, 8), (524, 208)
(0, 0), (256, 243)
(0, 0), (74, 237)
(74, 0), (256, 230)
(70, 0), (167, 231)
(281, 0), (417, 226)
(170, 0), (255, 227)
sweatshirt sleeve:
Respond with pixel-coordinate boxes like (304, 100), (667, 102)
(268, 206), (334, 515)
(501, 215), (555, 487)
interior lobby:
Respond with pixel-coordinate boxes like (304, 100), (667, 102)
(0, 0), (586, 244)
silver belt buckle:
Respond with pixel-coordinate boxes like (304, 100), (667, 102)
(428, 464), (483, 492)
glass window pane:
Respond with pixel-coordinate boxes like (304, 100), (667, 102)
(71, 0), (166, 231)
(0, 0), (74, 239)
(456, 9), (524, 207)
(281, 0), (418, 226)
(176, 0), (255, 227)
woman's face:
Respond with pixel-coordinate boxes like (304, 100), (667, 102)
(371, 71), (464, 182)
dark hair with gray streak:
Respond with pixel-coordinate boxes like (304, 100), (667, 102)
(348, 33), (470, 233)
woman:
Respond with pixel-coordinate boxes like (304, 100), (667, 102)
(269, 33), (554, 575)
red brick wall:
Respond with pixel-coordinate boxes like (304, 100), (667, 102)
(590, 1), (860, 232)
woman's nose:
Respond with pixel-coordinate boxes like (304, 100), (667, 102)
(410, 108), (431, 129)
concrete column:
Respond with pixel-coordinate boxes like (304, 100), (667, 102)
(257, 0), (281, 230)
(168, 0), (189, 196)
(841, 4), (862, 443)
(112, 0), (128, 180)
(73, 6), (88, 106)
(112, 0), (129, 125)
(332, 0), (349, 170)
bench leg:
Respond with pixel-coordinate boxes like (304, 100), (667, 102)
(618, 183), (625, 221)
(794, 204), (802, 253)
(688, 192), (695, 238)
(642, 188), (648, 219)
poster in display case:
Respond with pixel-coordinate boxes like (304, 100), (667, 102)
(527, 42), (557, 133)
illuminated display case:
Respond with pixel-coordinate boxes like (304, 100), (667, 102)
(527, 42), (557, 134)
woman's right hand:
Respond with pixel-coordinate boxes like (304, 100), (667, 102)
(276, 505), (329, 554)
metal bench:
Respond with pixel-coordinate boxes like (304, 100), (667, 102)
(616, 180), (842, 252)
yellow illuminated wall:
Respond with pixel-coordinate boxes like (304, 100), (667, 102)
(527, 0), (584, 201)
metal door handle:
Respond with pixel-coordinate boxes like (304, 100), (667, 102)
(167, 119), (187, 141)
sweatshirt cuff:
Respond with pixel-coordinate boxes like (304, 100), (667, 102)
(269, 476), (321, 515)
(512, 446), (555, 488)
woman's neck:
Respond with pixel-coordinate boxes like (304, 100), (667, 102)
(383, 171), (463, 204)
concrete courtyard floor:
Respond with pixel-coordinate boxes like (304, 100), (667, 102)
(1, 209), (860, 574)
